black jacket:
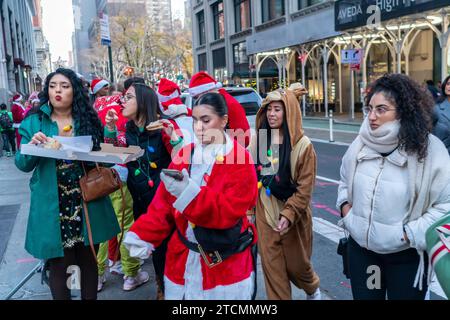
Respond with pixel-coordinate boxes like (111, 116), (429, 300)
(432, 100), (450, 155)
(125, 122), (171, 214)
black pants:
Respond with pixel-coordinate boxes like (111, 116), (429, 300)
(347, 237), (427, 300)
(130, 188), (169, 292)
(47, 243), (99, 300)
(2, 131), (16, 153)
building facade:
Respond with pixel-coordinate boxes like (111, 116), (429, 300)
(146, 0), (172, 32)
(191, 0), (450, 117)
(32, 0), (51, 90)
(0, 0), (37, 103)
(72, 0), (98, 77)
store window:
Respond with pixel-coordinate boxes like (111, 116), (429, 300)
(198, 53), (207, 71)
(212, 1), (225, 40)
(261, 0), (285, 23)
(213, 47), (227, 82)
(233, 42), (249, 73)
(234, 0), (252, 32)
(298, 0), (325, 10)
(197, 11), (205, 45)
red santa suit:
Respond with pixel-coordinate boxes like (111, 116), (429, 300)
(189, 72), (250, 147)
(94, 95), (128, 147)
(157, 78), (195, 147)
(123, 134), (258, 299)
(11, 94), (26, 147)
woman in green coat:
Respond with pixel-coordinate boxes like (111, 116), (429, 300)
(15, 68), (120, 300)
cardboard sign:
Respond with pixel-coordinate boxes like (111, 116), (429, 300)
(21, 143), (144, 164)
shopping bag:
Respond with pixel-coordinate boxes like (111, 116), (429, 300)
(426, 213), (450, 299)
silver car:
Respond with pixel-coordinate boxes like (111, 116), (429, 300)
(181, 87), (263, 130)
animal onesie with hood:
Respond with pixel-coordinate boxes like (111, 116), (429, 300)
(254, 84), (320, 300)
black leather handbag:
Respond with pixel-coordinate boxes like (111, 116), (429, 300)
(337, 237), (350, 279)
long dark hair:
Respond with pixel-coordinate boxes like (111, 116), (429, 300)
(29, 68), (104, 150)
(365, 73), (433, 161)
(257, 102), (292, 186)
(126, 83), (160, 131)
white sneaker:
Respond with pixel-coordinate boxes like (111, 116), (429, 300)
(109, 261), (124, 275)
(97, 274), (107, 292)
(123, 270), (150, 291)
(306, 288), (322, 300)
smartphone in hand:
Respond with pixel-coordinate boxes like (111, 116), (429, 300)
(162, 169), (184, 181)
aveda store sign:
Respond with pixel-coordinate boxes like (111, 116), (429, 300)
(335, 0), (450, 31)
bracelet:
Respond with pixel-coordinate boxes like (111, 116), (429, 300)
(170, 137), (183, 147)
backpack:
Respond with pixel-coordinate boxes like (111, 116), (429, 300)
(0, 112), (13, 130)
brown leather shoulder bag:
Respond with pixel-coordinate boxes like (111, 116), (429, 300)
(79, 162), (125, 263)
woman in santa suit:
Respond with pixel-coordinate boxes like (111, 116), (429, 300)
(11, 94), (26, 148)
(123, 92), (258, 299)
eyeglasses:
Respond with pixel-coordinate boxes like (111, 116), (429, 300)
(120, 94), (136, 103)
(362, 105), (396, 117)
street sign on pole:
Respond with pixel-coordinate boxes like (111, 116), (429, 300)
(341, 49), (363, 64)
(99, 13), (111, 46)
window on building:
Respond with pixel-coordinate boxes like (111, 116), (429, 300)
(234, 0), (252, 33)
(261, 0), (285, 23)
(198, 53), (207, 71)
(197, 11), (205, 45)
(233, 42), (248, 73)
(212, 1), (225, 40)
(298, 0), (325, 10)
(213, 47), (227, 82)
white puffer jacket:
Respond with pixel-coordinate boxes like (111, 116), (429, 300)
(337, 137), (450, 255)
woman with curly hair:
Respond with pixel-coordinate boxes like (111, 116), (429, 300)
(15, 68), (120, 300)
(337, 73), (450, 300)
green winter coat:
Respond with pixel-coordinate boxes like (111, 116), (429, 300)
(15, 104), (120, 260)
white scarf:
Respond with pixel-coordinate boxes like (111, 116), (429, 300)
(359, 117), (400, 154)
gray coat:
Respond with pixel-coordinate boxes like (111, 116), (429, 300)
(432, 99), (450, 155)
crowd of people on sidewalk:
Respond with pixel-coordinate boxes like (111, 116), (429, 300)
(5, 66), (450, 301)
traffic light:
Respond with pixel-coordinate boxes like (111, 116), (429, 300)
(124, 66), (134, 77)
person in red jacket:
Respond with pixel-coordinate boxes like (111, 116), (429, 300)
(123, 92), (258, 299)
(189, 72), (250, 147)
(11, 94), (26, 148)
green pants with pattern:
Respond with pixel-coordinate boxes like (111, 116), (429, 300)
(97, 184), (140, 277)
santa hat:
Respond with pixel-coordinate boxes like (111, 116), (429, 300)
(158, 78), (189, 117)
(13, 94), (23, 102)
(28, 92), (40, 104)
(91, 78), (109, 95)
(188, 71), (222, 97)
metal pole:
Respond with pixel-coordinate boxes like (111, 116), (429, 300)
(108, 45), (114, 84)
(323, 48), (329, 118)
(338, 45), (343, 113)
(302, 58), (306, 117)
(329, 110), (334, 142)
(3, 261), (44, 300)
(351, 68), (355, 120)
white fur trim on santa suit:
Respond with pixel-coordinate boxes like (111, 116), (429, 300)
(188, 82), (222, 97)
(123, 231), (155, 259)
(173, 179), (201, 213)
(13, 95), (23, 102)
(174, 116), (194, 145)
(163, 104), (189, 118)
(157, 90), (180, 103)
(92, 79), (109, 95)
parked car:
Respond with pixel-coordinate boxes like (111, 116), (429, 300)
(181, 87), (263, 130)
